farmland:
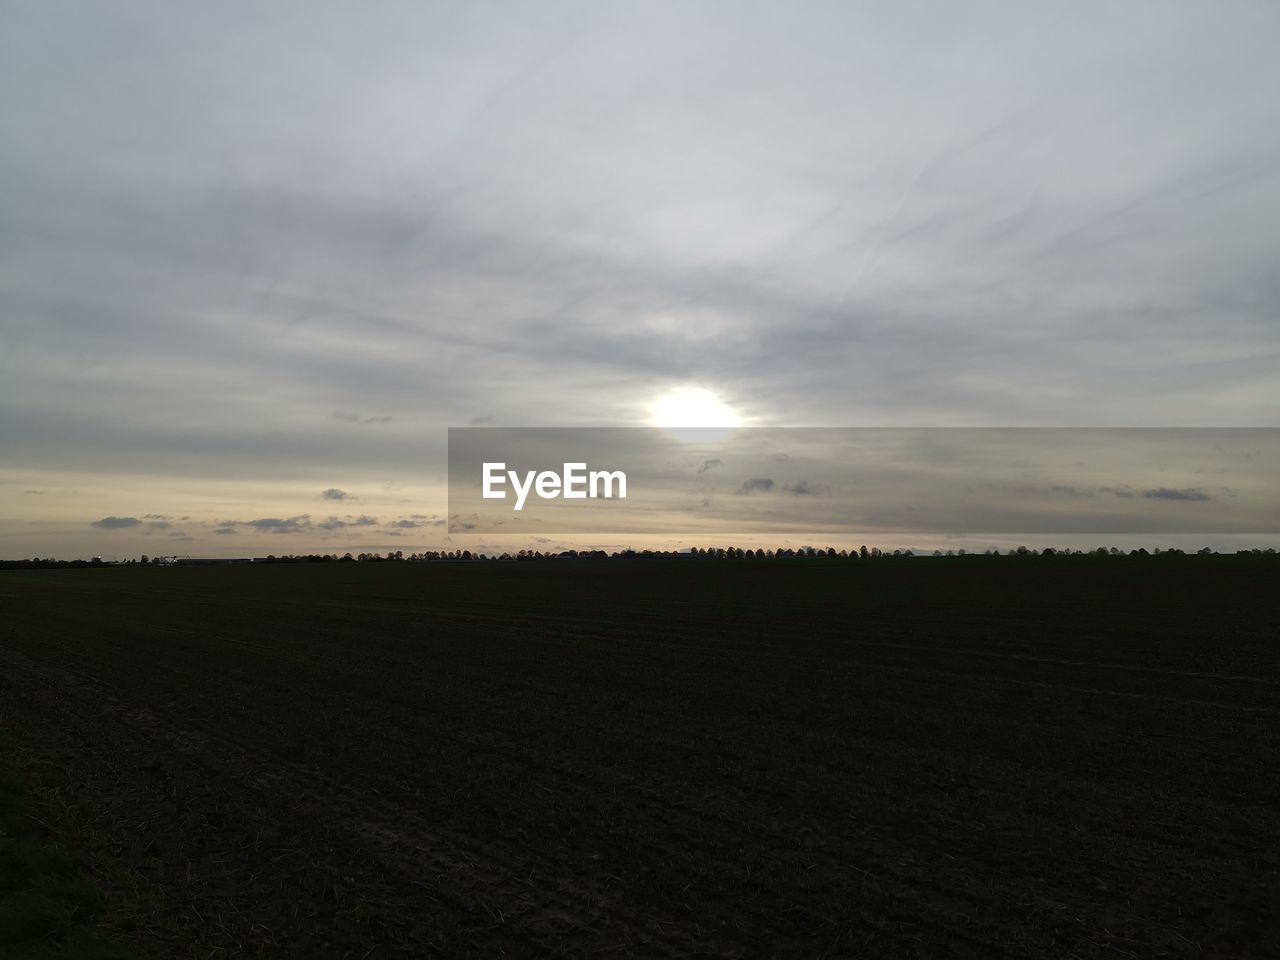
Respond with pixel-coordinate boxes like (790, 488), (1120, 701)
(1, 557), (1277, 958)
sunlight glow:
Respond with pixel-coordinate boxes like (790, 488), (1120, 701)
(649, 388), (742, 442)
(649, 388), (741, 429)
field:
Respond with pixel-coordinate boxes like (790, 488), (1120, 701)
(1, 557), (1277, 958)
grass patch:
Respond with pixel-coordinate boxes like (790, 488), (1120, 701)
(0, 763), (130, 960)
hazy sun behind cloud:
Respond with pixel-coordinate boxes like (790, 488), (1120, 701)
(649, 388), (743, 430)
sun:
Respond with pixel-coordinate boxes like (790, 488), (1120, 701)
(649, 387), (742, 441)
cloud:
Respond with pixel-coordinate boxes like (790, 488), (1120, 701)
(333, 410), (394, 425)
(146, 520), (172, 530)
(321, 488), (350, 501)
(213, 527), (236, 535)
(238, 516), (313, 534)
(1142, 487), (1211, 501)
(1089, 485), (1210, 502)
(167, 531), (193, 540)
(738, 478), (775, 495)
(391, 514), (446, 528)
(697, 458), (722, 474)
(22, 490), (43, 495)
(316, 515), (378, 530)
(3, 3), (1278, 557)
(1099, 485), (1136, 498)
(91, 516), (141, 529)
(782, 481), (816, 495)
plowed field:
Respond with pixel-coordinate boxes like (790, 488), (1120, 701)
(2, 557), (1277, 957)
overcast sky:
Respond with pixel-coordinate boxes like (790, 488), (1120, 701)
(2, 1), (1278, 557)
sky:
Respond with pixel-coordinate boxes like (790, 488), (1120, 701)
(2, 1), (1278, 558)
(448, 428), (1280, 542)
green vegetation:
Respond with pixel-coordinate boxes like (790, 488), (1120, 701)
(0, 764), (128, 960)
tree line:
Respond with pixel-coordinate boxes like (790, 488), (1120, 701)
(6, 546), (1276, 569)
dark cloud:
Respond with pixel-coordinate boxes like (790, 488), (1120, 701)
(412, 514), (441, 523)
(317, 515), (379, 530)
(321, 488), (349, 501)
(1142, 487), (1211, 501)
(396, 514), (445, 527)
(146, 520), (172, 530)
(738, 478), (775, 495)
(333, 411), (394, 425)
(213, 527), (236, 535)
(91, 516), (141, 529)
(1087, 485), (1211, 502)
(782, 481), (816, 495)
(238, 516), (313, 534)
(168, 531), (193, 540)
(697, 458), (722, 474)
(1100, 486), (1136, 498)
